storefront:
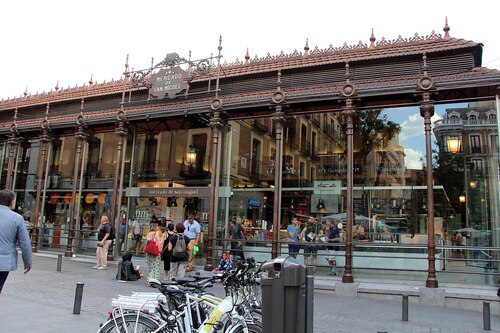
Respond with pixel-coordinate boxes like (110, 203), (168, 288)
(1, 24), (500, 285)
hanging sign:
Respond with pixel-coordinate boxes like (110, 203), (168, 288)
(149, 66), (189, 99)
(314, 180), (341, 195)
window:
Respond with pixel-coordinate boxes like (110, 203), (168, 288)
(470, 158), (483, 172)
(470, 135), (481, 153)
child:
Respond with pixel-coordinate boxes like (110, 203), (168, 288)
(213, 251), (234, 273)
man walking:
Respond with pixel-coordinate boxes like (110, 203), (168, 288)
(0, 189), (32, 293)
(183, 214), (201, 272)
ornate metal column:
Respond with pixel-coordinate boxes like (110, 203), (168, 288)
(340, 63), (356, 283)
(271, 70), (286, 259)
(32, 104), (51, 252)
(65, 107), (87, 257)
(5, 109), (19, 191)
(110, 110), (128, 248)
(417, 53), (438, 288)
(205, 98), (224, 271)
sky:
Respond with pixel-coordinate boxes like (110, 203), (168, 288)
(1, 0), (499, 100)
(1, 1), (498, 169)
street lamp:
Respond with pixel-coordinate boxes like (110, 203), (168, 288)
(447, 136), (461, 154)
(448, 136), (468, 230)
(186, 145), (198, 173)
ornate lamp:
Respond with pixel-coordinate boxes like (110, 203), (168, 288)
(447, 136), (461, 154)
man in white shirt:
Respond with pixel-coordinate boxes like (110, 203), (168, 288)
(183, 214), (201, 272)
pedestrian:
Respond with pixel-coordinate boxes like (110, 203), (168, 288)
(162, 223), (175, 280)
(230, 216), (245, 261)
(130, 218), (143, 256)
(94, 215), (113, 270)
(287, 217), (300, 258)
(183, 214), (201, 272)
(0, 189), (32, 293)
(301, 216), (320, 267)
(116, 210), (127, 256)
(145, 222), (163, 283)
(168, 223), (193, 278)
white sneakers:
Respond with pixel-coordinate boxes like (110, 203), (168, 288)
(97, 266), (108, 270)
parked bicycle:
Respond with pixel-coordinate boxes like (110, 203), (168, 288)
(97, 258), (263, 333)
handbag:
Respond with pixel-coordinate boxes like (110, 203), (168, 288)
(144, 239), (161, 256)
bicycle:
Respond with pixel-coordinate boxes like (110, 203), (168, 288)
(97, 261), (262, 333)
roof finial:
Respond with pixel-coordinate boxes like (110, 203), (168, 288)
(55, 80), (60, 92)
(245, 48), (250, 64)
(369, 28), (376, 49)
(88, 74), (94, 86)
(443, 16), (450, 39)
(23, 87), (28, 97)
(303, 38), (310, 57)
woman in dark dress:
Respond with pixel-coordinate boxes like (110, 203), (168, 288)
(162, 223), (175, 280)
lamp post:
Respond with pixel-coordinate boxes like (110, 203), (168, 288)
(447, 136), (467, 229)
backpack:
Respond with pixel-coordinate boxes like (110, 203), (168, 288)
(172, 234), (187, 258)
(108, 225), (116, 240)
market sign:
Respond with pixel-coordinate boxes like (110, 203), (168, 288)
(137, 187), (211, 198)
(149, 66), (189, 99)
(314, 180), (341, 195)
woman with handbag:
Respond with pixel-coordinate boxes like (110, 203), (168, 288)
(145, 222), (163, 284)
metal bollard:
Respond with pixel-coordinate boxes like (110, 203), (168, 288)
(305, 266), (314, 333)
(483, 302), (491, 331)
(402, 295), (409, 321)
(57, 254), (63, 272)
(73, 282), (84, 314)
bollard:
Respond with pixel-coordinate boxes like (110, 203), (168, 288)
(402, 295), (409, 321)
(56, 254), (63, 272)
(305, 266), (314, 333)
(73, 282), (84, 314)
(483, 302), (491, 331)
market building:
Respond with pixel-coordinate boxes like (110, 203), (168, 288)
(1, 20), (499, 286)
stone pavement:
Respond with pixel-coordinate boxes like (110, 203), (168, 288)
(0, 251), (498, 332)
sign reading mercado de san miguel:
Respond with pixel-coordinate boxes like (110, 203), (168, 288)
(149, 65), (189, 99)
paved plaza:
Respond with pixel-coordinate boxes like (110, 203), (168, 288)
(0, 252), (499, 332)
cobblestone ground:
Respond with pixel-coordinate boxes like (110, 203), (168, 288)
(0, 254), (498, 332)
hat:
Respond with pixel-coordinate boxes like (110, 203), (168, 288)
(337, 223), (343, 229)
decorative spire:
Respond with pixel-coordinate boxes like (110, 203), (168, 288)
(422, 52), (428, 76)
(55, 80), (60, 92)
(369, 28), (376, 49)
(23, 87), (28, 97)
(245, 48), (250, 64)
(345, 62), (351, 82)
(88, 74), (94, 86)
(303, 38), (310, 57)
(41, 103), (50, 129)
(443, 16), (450, 39)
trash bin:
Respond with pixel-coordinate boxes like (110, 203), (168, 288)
(261, 255), (306, 333)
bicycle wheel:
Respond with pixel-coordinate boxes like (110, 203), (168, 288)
(225, 322), (262, 333)
(97, 313), (160, 333)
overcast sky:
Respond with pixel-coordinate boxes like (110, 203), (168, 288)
(1, 0), (499, 100)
